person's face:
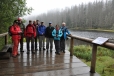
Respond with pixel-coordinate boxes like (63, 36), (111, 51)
(56, 25), (59, 30)
(49, 23), (52, 26)
(41, 23), (44, 25)
(62, 24), (65, 26)
(29, 21), (32, 24)
(14, 22), (18, 25)
(18, 20), (21, 23)
(33, 21), (36, 25)
(36, 20), (39, 23)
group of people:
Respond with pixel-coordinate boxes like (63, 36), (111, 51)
(9, 18), (71, 58)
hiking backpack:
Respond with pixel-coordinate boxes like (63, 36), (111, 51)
(26, 25), (35, 34)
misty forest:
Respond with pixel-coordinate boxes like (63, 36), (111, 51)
(34, 0), (114, 30)
(1, 0), (114, 33)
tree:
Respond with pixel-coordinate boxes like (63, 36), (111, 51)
(0, 0), (32, 33)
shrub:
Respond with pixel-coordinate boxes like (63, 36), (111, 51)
(73, 45), (114, 61)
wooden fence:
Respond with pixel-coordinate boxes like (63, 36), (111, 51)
(68, 35), (114, 73)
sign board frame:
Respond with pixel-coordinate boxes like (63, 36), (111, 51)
(92, 37), (109, 45)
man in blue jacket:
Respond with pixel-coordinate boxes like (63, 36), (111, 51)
(37, 22), (46, 51)
(60, 22), (71, 53)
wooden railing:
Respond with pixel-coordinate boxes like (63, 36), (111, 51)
(0, 32), (8, 45)
(68, 35), (114, 73)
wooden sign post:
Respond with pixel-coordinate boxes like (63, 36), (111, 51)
(90, 37), (109, 73)
(92, 37), (109, 45)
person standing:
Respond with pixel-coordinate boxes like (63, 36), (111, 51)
(45, 22), (54, 52)
(37, 22), (46, 51)
(36, 20), (40, 38)
(52, 25), (63, 55)
(17, 18), (25, 52)
(24, 20), (36, 54)
(33, 20), (38, 51)
(60, 22), (71, 53)
(10, 20), (22, 57)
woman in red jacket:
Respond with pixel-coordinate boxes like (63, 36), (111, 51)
(10, 20), (22, 57)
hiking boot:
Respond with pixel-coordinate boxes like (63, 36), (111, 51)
(63, 50), (65, 53)
(47, 49), (48, 52)
(17, 53), (20, 56)
(43, 48), (46, 50)
(35, 48), (38, 51)
(12, 55), (17, 58)
(39, 48), (41, 51)
(32, 51), (35, 54)
(20, 50), (24, 52)
(57, 52), (60, 55)
(27, 51), (30, 54)
(50, 49), (52, 53)
(55, 52), (57, 54)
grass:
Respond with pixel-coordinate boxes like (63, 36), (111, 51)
(73, 45), (114, 76)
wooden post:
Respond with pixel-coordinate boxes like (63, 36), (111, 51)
(90, 44), (97, 73)
(5, 34), (8, 45)
(70, 37), (74, 56)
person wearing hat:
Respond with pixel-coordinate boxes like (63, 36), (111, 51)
(24, 20), (36, 54)
(17, 17), (25, 52)
(45, 22), (54, 52)
(60, 22), (71, 53)
(37, 21), (46, 51)
(10, 20), (22, 57)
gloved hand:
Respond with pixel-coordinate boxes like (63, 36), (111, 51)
(56, 34), (58, 38)
(69, 34), (71, 36)
(18, 31), (22, 34)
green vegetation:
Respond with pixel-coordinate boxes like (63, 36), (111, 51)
(0, 0), (33, 33)
(0, 0), (32, 50)
(73, 45), (114, 76)
(0, 37), (5, 51)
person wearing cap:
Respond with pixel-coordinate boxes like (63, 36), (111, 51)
(60, 22), (71, 53)
(17, 17), (25, 52)
(37, 21), (46, 51)
(45, 22), (54, 53)
(10, 20), (22, 57)
(24, 20), (36, 54)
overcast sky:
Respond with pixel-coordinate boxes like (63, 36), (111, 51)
(25, 0), (101, 17)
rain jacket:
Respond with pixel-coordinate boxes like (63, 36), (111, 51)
(60, 26), (70, 39)
(45, 26), (55, 38)
(24, 24), (36, 37)
(52, 29), (63, 40)
(10, 24), (21, 40)
(37, 25), (46, 36)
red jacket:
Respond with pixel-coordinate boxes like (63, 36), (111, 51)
(24, 24), (36, 37)
(10, 24), (21, 40)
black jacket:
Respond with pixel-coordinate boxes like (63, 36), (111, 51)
(45, 26), (54, 38)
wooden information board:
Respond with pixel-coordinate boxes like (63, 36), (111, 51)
(92, 37), (109, 45)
